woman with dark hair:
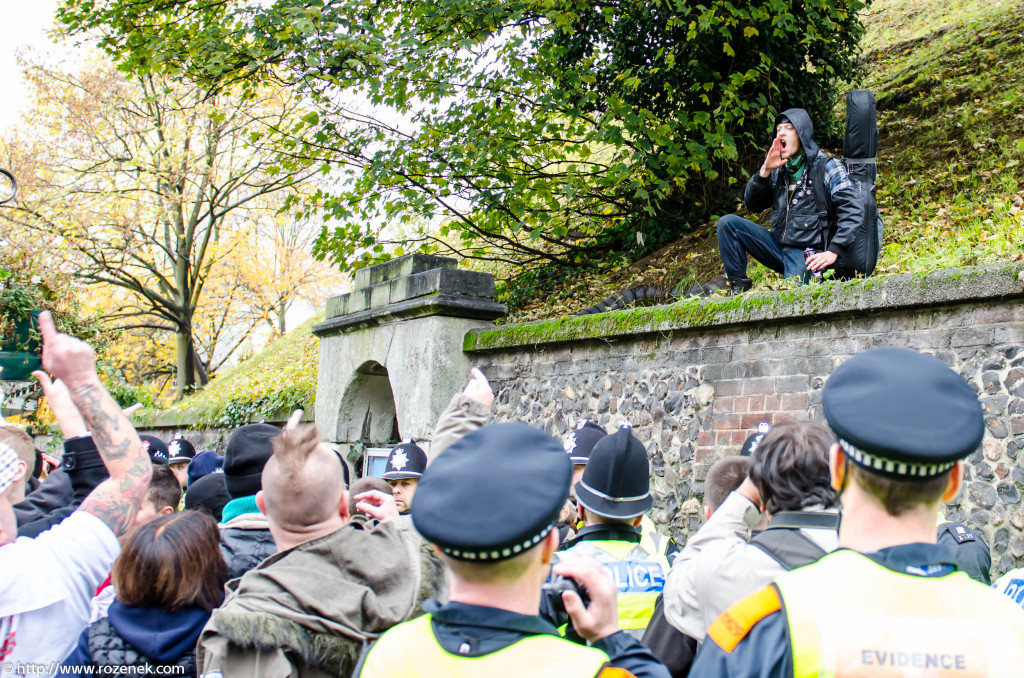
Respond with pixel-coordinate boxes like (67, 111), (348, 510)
(61, 510), (228, 676)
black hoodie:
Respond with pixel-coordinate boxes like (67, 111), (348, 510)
(743, 108), (863, 256)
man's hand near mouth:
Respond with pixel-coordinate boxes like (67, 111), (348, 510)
(760, 137), (786, 178)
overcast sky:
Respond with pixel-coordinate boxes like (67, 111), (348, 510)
(1, 0), (62, 130)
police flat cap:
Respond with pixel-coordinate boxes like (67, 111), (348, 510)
(412, 422), (571, 561)
(563, 419), (608, 465)
(382, 439), (428, 480)
(574, 424), (653, 519)
(823, 347), (984, 479)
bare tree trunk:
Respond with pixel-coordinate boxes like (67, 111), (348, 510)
(175, 326), (196, 400)
(277, 299), (287, 335)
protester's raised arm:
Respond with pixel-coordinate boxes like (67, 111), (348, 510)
(36, 312), (151, 537)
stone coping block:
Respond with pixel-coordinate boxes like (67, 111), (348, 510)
(328, 267), (496, 318)
(139, 407), (314, 430)
(352, 254), (457, 289)
(314, 293), (507, 337)
(464, 263), (1024, 353)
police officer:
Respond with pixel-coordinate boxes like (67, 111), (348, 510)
(690, 347), (1024, 676)
(936, 513), (992, 584)
(554, 423), (670, 640)
(381, 438), (427, 514)
(565, 419), (609, 495)
(355, 422), (670, 678)
(566, 419), (675, 558)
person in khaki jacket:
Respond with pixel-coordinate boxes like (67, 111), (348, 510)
(197, 415), (447, 677)
(663, 421), (840, 642)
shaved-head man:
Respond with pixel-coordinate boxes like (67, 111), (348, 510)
(197, 416), (448, 677)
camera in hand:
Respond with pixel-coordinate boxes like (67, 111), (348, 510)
(542, 571), (590, 628)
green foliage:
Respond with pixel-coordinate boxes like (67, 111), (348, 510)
(863, 1), (1024, 275)
(59, 0), (870, 272)
(138, 318), (320, 428)
(1, 244), (106, 353)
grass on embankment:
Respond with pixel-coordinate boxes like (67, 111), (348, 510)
(863, 0), (1024, 275)
(137, 318), (321, 428)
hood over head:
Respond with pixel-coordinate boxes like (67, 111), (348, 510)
(774, 108), (819, 164)
(107, 600), (210, 662)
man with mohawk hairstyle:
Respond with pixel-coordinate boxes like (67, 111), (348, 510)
(196, 413), (448, 678)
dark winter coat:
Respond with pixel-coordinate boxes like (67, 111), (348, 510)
(61, 601), (210, 677)
(197, 515), (448, 677)
(743, 108), (864, 256)
(15, 436), (108, 538)
(220, 513), (278, 580)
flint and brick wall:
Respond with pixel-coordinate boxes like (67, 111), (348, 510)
(464, 265), (1024, 576)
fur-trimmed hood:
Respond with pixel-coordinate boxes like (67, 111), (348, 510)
(198, 516), (447, 676)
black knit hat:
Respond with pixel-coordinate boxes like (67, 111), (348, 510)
(167, 437), (196, 465)
(223, 423), (279, 498)
(382, 439), (428, 480)
(139, 435), (169, 465)
(412, 422), (571, 562)
(563, 419), (608, 465)
(823, 347), (984, 479)
(574, 423), (652, 519)
(184, 472), (231, 522)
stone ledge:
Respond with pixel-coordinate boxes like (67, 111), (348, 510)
(314, 294), (507, 337)
(138, 408), (314, 430)
(464, 263), (1024, 353)
(327, 267), (496, 318)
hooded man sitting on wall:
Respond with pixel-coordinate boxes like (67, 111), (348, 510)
(716, 108), (864, 292)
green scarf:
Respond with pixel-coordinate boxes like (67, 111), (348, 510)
(786, 152), (807, 182)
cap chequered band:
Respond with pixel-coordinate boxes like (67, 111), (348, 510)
(0, 443), (20, 496)
(839, 439), (957, 479)
(441, 523), (555, 562)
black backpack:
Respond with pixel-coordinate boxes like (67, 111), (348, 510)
(812, 90), (884, 278)
(749, 510), (840, 571)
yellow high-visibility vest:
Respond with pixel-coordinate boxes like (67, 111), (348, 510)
(775, 549), (1024, 677)
(561, 539), (669, 636)
(358, 614), (611, 678)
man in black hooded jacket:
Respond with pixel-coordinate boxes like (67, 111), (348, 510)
(716, 108), (863, 292)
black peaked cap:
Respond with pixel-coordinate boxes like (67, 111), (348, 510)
(574, 425), (652, 519)
(382, 439), (428, 480)
(564, 419), (608, 465)
(823, 347), (984, 479)
(412, 422), (571, 562)
(167, 438), (196, 465)
(140, 435), (169, 465)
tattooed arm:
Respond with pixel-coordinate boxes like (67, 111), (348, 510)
(36, 312), (152, 537)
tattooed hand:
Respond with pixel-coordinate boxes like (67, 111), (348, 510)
(38, 311), (98, 387)
(35, 312), (153, 537)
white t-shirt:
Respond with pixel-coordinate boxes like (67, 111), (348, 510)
(0, 511), (120, 673)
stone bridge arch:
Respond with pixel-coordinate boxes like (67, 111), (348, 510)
(313, 255), (506, 467)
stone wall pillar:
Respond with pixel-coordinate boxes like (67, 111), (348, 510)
(313, 255), (505, 463)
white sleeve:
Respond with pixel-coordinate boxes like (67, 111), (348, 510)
(30, 513), (119, 620)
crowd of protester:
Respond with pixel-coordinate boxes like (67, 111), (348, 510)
(2, 312), (1024, 677)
